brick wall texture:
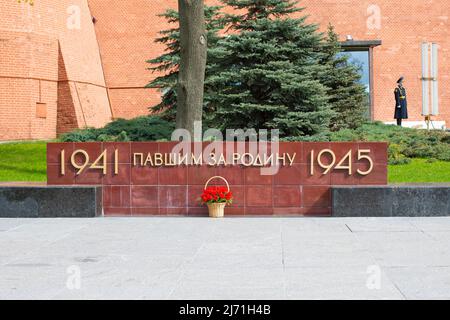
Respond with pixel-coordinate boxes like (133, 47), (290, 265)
(0, 0), (112, 140)
(1, 0), (449, 140)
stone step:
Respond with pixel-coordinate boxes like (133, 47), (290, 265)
(0, 185), (102, 218)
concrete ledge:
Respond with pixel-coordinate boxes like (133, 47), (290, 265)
(0, 186), (102, 218)
(332, 185), (450, 217)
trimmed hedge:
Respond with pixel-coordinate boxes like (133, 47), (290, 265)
(59, 116), (175, 142)
(329, 122), (450, 164)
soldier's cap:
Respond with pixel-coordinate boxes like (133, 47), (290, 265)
(397, 76), (404, 83)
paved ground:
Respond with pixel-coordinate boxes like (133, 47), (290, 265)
(1, 217), (450, 300)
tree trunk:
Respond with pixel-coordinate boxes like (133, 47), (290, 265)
(176, 0), (207, 140)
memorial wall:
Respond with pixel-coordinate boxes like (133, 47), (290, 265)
(47, 142), (388, 216)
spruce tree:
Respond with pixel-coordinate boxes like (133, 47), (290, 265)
(146, 6), (224, 124)
(207, 0), (334, 138)
(319, 24), (368, 131)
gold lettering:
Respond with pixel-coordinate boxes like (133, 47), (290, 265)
(253, 154), (263, 167)
(208, 153), (217, 166)
(233, 153), (240, 165)
(60, 150), (65, 175)
(91, 149), (107, 175)
(241, 153), (254, 166)
(264, 153), (274, 167)
(114, 149), (119, 175)
(335, 150), (352, 175)
(217, 153), (227, 166)
(71, 149), (89, 175)
(276, 153), (287, 166)
(165, 153), (177, 166)
(178, 153), (188, 166)
(357, 149), (374, 176)
(191, 154), (202, 166)
(317, 149), (336, 175)
(132, 151), (299, 168)
(286, 153), (296, 166)
(154, 153), (163, 166)
(170, 153), (178, 166)
(133, 153), (144, 166)
(143, 153), (154, 166)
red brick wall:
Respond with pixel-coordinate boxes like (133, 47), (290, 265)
(1, 0), (449, 141)
(0, 0), (112, 141)
(0, 28), (58, 140)
(87, 0), (180, 119)
(89, 0), (449, 126)
(300, 0), (450, 125)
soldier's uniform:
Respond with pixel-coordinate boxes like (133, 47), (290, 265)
(394, 77), (408, 125)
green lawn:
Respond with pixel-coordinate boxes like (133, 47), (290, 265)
(0, 142), (47, 182)
(388, 159), (450, 184)
(0, 142), (449, 184)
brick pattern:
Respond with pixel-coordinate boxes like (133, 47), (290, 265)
(87, 0), (450, 126)
(47, 142), (388, 217)
(108, 88), (161, 120)
(56, 81), (79, 134)
(299, 0), (450, 125)
(0, 0), (111, 140)
(2, 1), (448, 140)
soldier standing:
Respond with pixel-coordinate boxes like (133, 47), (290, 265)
(394, 76), (408, 126)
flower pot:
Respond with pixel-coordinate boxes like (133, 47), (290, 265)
(203, 176), (231, 218)
(207, 202), (226, 218)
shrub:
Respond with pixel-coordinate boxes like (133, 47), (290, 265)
(388, 144), (411, 165)
(60, 116), (175, 142)
(434, 143), (450, 161)
(329, 122), (450, 163)
(59, 128), (99, 142)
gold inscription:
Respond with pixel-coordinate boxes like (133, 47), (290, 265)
(357, 149), (374, 175)
(71, 149), (90, 175)
(61, 149), (120, 176)
(310, 149), (375, 176)
(58, 148), (376, 177)
(90, 150), (107, 175)
(131, 152), (296, 167)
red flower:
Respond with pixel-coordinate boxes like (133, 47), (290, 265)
(200, 185), (233, 205)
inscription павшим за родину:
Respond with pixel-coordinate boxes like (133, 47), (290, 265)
(132, 152), (296, 167)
